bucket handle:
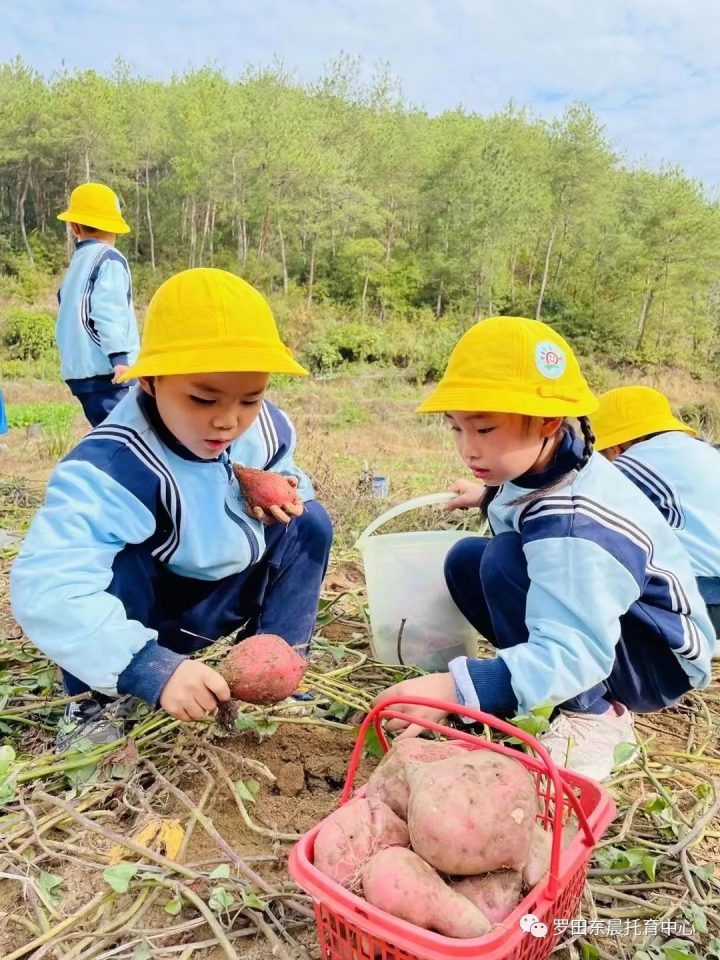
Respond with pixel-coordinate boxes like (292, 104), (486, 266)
(355, 492), (455, 549)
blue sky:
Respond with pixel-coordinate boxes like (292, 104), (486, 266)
(3, 0), (720, 188)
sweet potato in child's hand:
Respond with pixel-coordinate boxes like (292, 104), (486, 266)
(218, 634), (306, 706)
(406, 751), (536, 875)
(314, 797), (410, 886)
(232, 464), (299, 512)
(361, 847), (492, 938)
(451, 870), (522, 924)
(365, 738), (467, 818)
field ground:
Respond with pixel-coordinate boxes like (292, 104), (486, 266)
(0, 370), (719, 960)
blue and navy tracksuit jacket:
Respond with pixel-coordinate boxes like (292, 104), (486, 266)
(10, 389), (314, 699)
(449, 437), (716, 717)
(56, 239), (139, 391)
(614, 433), (720, 582)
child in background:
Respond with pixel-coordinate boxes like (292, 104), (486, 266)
(376, 318), (715, 781)
(592, 385), (720, 636)
(12, 268), (332, 749)
(56, 183), (140, 426)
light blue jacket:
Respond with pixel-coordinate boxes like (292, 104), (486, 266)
(450, 435), (715, 717)
(10, 389), (314, 697)
(56, 239), (139, 383)
(615, 433), (720, 579)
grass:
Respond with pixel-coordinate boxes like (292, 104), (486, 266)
(0, 368), (719, 959)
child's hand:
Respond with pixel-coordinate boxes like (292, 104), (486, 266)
(159, 660), (231, 722)
(445, 479), (485, 511)
(112, 364), (130, 384)
(250, 476), (304, 525)
(372, 673), (458, 740)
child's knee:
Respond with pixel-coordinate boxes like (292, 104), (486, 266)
(479, 532), (525, 587)
(298, 500), (333, 550)
(444, 536), (489, 583)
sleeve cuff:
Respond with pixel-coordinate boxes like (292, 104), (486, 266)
(450, 655), (519, 719)
(117, 639), (186, 707)
(109, 352), (129, 367)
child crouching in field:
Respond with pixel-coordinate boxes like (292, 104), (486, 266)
(11, 268), (332, 750)
(376, 318), (716, 781)
(592, 386), (720, 637)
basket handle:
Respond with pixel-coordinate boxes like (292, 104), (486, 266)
(344, 697), (599, 902)
(354, 492), (455, 549)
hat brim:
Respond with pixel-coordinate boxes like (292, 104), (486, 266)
(416, 384), (599, 418)
(593, 415), (696, 451)
(57, 211), (131, 235)
(117, 346), (308, 382)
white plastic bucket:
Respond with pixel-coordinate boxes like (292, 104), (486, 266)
(356, 493), (481, 671)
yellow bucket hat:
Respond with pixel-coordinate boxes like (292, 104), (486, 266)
(57, 183), (130, 234)
(592, 386), (696, 451)
(118, 268), (308, 382)
(417, 316), (597, 417)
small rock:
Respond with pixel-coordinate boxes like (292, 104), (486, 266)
(0, 529), (19, 548)
(276, 762), (306, 797)
(26, 424), (42, 439)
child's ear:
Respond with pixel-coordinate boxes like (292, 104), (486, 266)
(539, 416), (565, 438)
(138, 377), (156, 397)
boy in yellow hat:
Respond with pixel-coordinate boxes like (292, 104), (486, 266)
(11, 268), (332, 749)
(374, 318), (715, 781)
(56, 183), (140, 426)
(593, 385), (720, 636)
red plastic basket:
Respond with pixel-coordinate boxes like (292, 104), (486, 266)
(289, 697), (616, 960)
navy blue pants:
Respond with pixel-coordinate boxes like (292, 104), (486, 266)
(63, 500), (333, 698)
(444, 533), (692, 715)
(71, 384), (131, 428)
(697, 577), (720, 637)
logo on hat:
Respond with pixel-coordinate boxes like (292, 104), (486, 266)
(535, 341), (566, 380)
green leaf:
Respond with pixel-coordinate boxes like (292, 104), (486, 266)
(209, 864), (231, 879)
(642, 854), (658, 882)
(0, 745), (15, 777)
(103, 863), (138, 893)
(234, 779), (260, 803)
(242, 891), (269, 911)
(254, 717), (279, 739)
(581, 945), (600, 960)
(131, 943), (152, 960)
(234, 714), (259, 731)
(613, 741), (637, 767)
(362, 725), (385, 759)
(164, 894), (182, 916)
(0, 685), (12, 711)
(664, 941), (700, 960)
(209, 885), (235, 913)
(37, 872), (63, 907)
(682, 902), (708, 934)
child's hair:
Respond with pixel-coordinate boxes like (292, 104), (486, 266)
(73, 223), (102, 235)
(479, 415), (595, 520)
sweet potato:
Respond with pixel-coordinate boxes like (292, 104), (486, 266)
(522, 821), (578, 889)
(364, 738), (467, 818)
(314, 797), (410, 887)
(451, 870), (522, 924)
(232, 464), (299, 512)
(406, 751), (536, 874)
(218, 633), (306, 706)
(361, 847), (492, 938)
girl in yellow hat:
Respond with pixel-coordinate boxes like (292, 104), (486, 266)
(12, 268), (332, 749)
(376, 318), (715, 781)
(593, 385), (720, 637)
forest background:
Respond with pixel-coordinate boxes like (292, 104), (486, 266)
(0, 56), (719, 393)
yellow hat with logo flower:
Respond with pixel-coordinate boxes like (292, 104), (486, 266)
(117, 268), (307, 382)
(417, 316), (597, 417)
(592, 386), (696, 451)
(57, 183), (131, 234)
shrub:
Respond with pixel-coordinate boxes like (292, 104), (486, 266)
(3, 310), (57, 361)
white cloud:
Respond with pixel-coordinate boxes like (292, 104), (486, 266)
(1, 0), (718, 187)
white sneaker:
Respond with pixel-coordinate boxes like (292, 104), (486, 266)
(539, 703), (637, 782)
